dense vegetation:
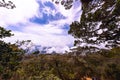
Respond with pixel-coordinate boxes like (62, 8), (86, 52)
(0, 27), (120, 80)
(0, 0), (120, 80)
(0, 46), (120, 80)
(0, 27), (24, 80)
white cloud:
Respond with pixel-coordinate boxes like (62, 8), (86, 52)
(4, 29), (74, 48)
(37, 0), (82, 25)
(0, 0), (39, 27)
(47, 46), (70, 53)
(22, 23), (64, 35)
(1, 0), (82, 53)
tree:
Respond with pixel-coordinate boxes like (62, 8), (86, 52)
(52, 0), (73, 9)
(0, 27), (13, 38)
(0, 27), (24, 79)
(0, 1), (18, 79)
(0, 0), (15, 9)
(68, 0), (120, 52)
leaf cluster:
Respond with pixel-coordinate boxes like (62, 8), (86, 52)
(69, 0), (120, 50)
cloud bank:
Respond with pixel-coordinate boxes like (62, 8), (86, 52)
(0, 0), (82, 53)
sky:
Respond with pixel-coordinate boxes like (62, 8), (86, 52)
(0, 0), (82, 53)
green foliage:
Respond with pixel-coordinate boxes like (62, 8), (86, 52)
(0, 27), (24, 80)
(68, 0), (120, 53)
(13, 48), (120, 80)
(0, 27), (13, 38)
(0, 41), (119, 80)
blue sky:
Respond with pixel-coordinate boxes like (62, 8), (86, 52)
(0, 0), (82, 53)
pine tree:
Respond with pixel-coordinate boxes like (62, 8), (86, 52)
(68, 0), (120, 53)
